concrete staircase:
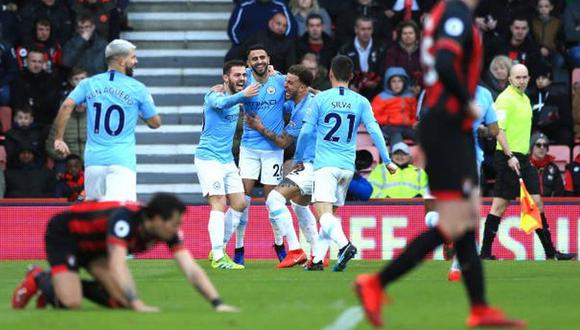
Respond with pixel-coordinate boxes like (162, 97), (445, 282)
(122, 0), (233, 203)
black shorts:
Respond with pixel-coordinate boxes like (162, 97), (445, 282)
(45, 215), (105, 275)
(493, 151), (540, 200)
(418, 111), (478, 200)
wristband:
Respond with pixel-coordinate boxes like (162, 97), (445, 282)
(211, 298), (223, 308)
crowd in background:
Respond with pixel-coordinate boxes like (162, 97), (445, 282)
(1, 0), (580, 200)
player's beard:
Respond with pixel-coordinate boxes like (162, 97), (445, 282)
(227, 80), (241, 93)
(125, 66), (134, 77)
(252, 64), (268, 77)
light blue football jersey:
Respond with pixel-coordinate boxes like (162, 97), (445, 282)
(240, 71), (286, 151)
(306, 87), (378, 171)
(195, 90), (245, 163)
(285, 93), (316, 163)
(473, 85), (497, 166)
(68, 70), (157, 171)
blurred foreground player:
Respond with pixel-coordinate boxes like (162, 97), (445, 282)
(12, 193), (238, 313)
(355, 0), (526, 328)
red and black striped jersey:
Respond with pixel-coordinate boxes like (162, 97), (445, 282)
(51, 201), (184, 255)
(421, 0), (482, 127)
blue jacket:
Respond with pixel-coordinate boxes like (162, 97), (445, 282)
(228, 0), (297, 45)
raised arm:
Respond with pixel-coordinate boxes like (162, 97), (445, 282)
(173, 249), (239, 312)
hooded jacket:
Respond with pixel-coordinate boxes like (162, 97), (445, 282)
(370, 67), (417, 127)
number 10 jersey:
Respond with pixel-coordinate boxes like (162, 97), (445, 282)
(68, 70), (158, 171)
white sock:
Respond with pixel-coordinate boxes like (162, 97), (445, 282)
(208, 210), (225, 261)
(266, 190), (300, 250)
(292, 202), (318, 254)
(320, 213), (349, 250)
(312, 226), (331, 263)
(224, 208), (243, 245)
(236, 195), (252, 249)
(450, 257), (461, 272)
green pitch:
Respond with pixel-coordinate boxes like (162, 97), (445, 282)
(1, 260), (578, 330)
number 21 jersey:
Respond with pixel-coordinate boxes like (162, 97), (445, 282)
(305, 87), (374, 171)
(68, 70), (158, 171)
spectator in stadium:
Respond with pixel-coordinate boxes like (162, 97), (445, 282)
(295, 13), (336, 70)
(475, 0), (536, 37)
(10, 49), (61, 127)
(573, 81), (580, 142)
(15, 18), (63, 77)
(227, 0), (297, 46)
(382, 0), (437, 32)
(481, 55), (512, 99)
(62, 16), (107, 76)
(527, 64), (572, 144)
(71, 0), (117, 41)
(529, 132), (564, 197)
(18, 0), (73, 45)
(300, 52), (331, 91)
(4, 106), (47, 169)
(486, 16), (545, 74)
(45, 67), (88, 171)
(346, 149), (374, 201)
(0, 1), (19, 44)
(564, 145), (580, 196)
(240, 12), (296, 73)
(371, 67), (417, 145)
(289, 0), (332, 37)
(4, 144), (56, 198)
(367, 142), (427, 199)
(0, 34), (17, 106)
(564, 0), (580, 67)
(384, 20), (422, 89)
(334, 0), (388, 47)
(338, 15), (385, 100)
(531, 0), (564, 69)
(55, 153), (85, 201)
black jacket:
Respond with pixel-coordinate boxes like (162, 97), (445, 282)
(18, 0), (73, 45)
(338, 38), (386, 99)
(295, 32), (337, 70)
(10, 70), (61, 127)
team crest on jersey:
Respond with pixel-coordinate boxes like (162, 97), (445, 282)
(213, 181), (221, 190)
(267, 86), (276, 95)
(19, 48), (27, 57)
(444, 18), (464, 37)
(67, 255), (77, 267)
(114, 220), (130, 238)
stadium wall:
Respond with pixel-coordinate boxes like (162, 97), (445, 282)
(1, 200), (578, 261)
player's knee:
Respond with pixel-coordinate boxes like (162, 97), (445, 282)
(491, 198), (508, 216)
(208, 196), (227, 212)
(59, 295), (82, 309)
(265, 190), (287, 213)
(230, 199), (247, 212)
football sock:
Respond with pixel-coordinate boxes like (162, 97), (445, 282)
(235, 195), (252, 249)
(81, 280), (122, 308)
(536, 212), (556, 258)
(223, 208), (242, 245)
(35, 271), (59, 307)
(450, 257), (461, 272)
(319, 213), (348, 249)
(292, 202), (318, 254)
(378, 227), (444, 287)
(265, 190), (294, 248)
(208, 210), (225, 261)
(312, 226), (331, 263)
(480, 214), (500, 256)
(455, 230), (487, 306)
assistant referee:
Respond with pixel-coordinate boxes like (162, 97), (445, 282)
(479, 64), (576, 261)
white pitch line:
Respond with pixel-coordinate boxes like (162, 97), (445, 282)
(324, 306), (365, 330)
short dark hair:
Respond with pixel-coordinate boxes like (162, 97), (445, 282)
(510, 15), (529, 26)
(143, 193), (186, 221)
(14, 105), (33, 116)
(35, 17), (51, 28)
(396, 20), (419, 41)
(68, 66), (88, 79)
(223, 60), (246, 75)
(287, 64), (313, 87)
(65, 154), (82, 162)
(76, 15), (94, 25)
(246, 44), (269, 59)
(306, 13), (323, 25)
(330, 55), (354, 82)
(355, 15), (373, 27)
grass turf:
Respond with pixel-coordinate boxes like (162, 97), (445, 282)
(1, 260), (578, 330)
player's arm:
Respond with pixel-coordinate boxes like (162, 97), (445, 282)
(210, 83), (260, 110)
(361, 102), (397, 173)
(245, 113), (295, 148)
(173, 249), (239, 312)
(108, 243), (158, 312)
(144, 115), (161, 129)
(53, 97), (77, 155)
(477, 122), (499, 138)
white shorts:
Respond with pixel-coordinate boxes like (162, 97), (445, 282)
(285, 162), (315, 196)
(195, 158), (244, 197)
(312, 167), (354, 207)
(85, 165), (137, 202)
(239, 147), (283, 185)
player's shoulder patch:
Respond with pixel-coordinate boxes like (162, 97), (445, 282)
(444, 17), (464, 37)
(113, 219), (131, 238)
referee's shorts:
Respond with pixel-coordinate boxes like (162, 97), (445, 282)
(493, 151), (540, 200)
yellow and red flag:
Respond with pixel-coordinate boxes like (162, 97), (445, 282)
(519, 178), (542, 234)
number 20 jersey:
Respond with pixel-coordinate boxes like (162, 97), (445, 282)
(68, 70), (158, 171)
(305, 87), (376, 171)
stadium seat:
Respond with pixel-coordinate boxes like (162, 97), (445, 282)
(0, 106), (12, 133)
(549, 145), (570, 172)
(573, 145), (580, 161)
(409, 145), (426, 169)
(356, 132), (374, 147)
(0, 145), (6, 171)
